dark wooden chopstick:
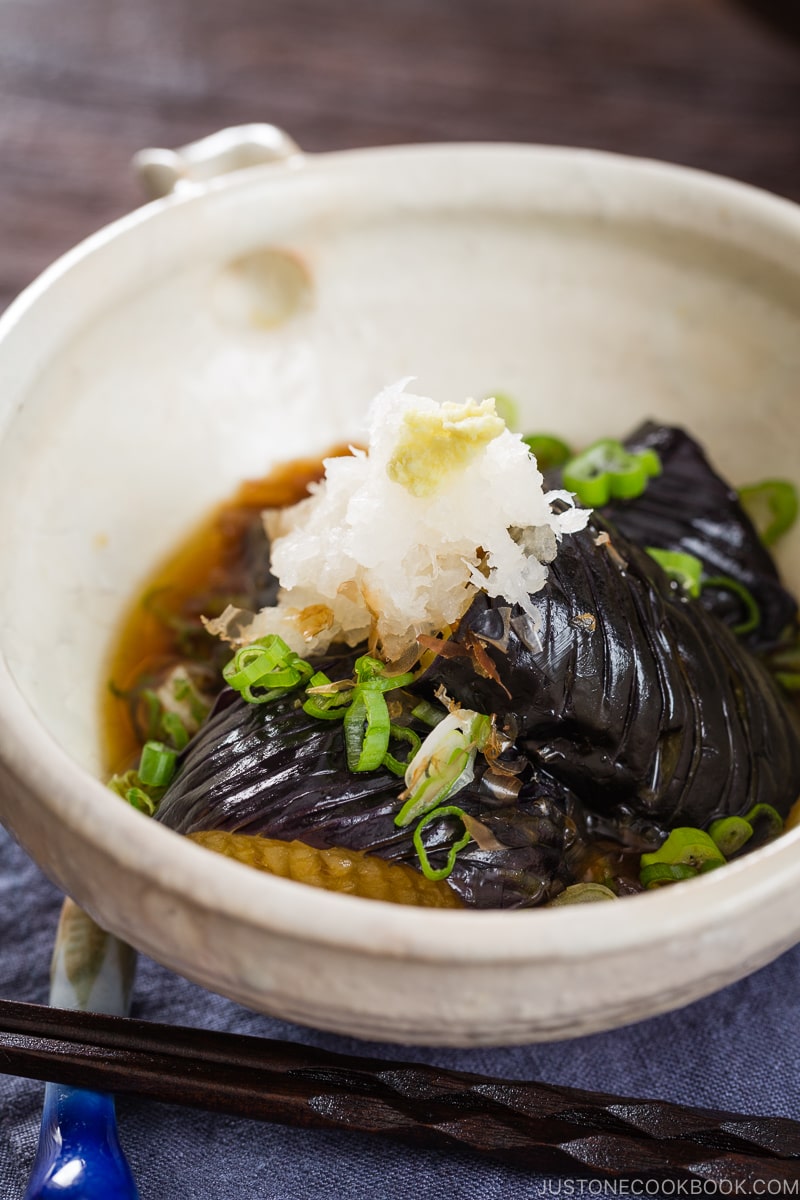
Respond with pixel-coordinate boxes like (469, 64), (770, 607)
(1, 998), (797, 1183)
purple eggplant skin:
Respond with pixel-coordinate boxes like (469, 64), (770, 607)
(429, 514), (800, 831)
(155, 682), (584, 909)
(601, 423), (797, 652)
(156, 424), (800, 905)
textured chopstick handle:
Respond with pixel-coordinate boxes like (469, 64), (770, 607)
(2, 998), (798, 1183)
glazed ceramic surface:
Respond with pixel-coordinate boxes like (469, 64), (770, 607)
(1, 132), (799, 1044)
(25, 902), (139, 1200)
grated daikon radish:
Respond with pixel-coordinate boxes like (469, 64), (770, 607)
(205, 380), (590, 661)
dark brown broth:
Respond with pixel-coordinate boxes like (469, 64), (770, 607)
(102, 452), (343, 774)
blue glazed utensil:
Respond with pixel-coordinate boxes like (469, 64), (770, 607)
(24, 900), (140, 1200)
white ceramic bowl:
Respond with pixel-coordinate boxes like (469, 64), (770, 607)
(1, 128), (799, 1045)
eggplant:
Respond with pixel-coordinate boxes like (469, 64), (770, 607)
(156, 684), (584, 909)
(157, 424), (800, 908)
(158, 511), (800, 904)
(429, 514), (800, 830)
(599, 423), (797, 651)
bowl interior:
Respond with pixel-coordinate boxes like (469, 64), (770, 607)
(1, 146), (799, 774)
(2, 145), (800, 1043)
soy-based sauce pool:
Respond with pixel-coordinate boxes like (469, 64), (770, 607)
(103, 452), (336, 775)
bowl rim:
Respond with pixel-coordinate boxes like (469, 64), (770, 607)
(1, 138), (799, 968)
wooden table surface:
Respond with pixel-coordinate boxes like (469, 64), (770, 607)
(0, 0), (798, 312)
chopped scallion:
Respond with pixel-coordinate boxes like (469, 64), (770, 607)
(126, 787), (157, 816)
(159, 710), (190, 751)
(395, 709), (491, 828)
(222, 635), (314, 704)
(563, 440), (661, 508)
(301, 657), (422, 761)
(138, 741), (178, 788)
(108, 766), (163, 817)
(640, 862), (698, 888)
(738, 480), (799, 547)
(646, 548), (703, 598)
(139, 689), (163, 740)
(708, 816), (753, 857)
(411, 699), (447, 728)
(354, 654), (415, 692)
(302, 695), (350, 720)
(172, 675), (210, 724)
(701, 576), (760, 636)
(522, 433), (572, 472)
(344, 684), (391, 772)
(639, 826), (726, 889)
(743, 803), (784, 841)
(382, 724), (422, 776)
(107, 770), (142, 801)
(413, 805), (472, 881)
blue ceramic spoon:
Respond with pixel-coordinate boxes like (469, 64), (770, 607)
(24, 900), (140, 1200)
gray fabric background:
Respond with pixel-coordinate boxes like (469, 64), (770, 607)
(1, 824), (798, 1199)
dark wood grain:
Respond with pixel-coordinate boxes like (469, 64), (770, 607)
(1, 998), (799, 1184)
(0, 0), (798, 312)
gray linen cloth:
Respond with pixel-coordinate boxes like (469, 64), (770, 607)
(1, 824), (798, 1199)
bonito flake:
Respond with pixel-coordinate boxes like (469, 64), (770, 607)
(205, 381), (590, 661)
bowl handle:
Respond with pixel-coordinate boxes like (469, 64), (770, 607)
(132, 124), (303, 199)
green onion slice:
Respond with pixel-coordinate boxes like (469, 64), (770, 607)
(522, 434), (572, 472)
(302, 671), (353, 718)
(126, 787), (157, 817)
(107, 770), (142, 801)
(701, 576), (761, 636)
(343, 683), (391, 772)
(411, 700), (447, 728)
(739, 480), (799, 547)
(353, 655), (415, 692)
(324, 655), (421, 768)
(413, 805), (472, 881)
(243, 683), (292, 705)
(646, 548), (703, 598)
(382, 725), (422, 777)
(138, 689), (163, 741)
(640, 826), (726, 888)
(395, 709), (491, 828)
(743, 803), (784, 841)
(223, 636), (313, 704)
(160, 710), (190, 751)
(172, 674), (211, 725)
(709, 816), (753, 857)
(302, 660), (423, 750)
(138, 679), (205, 748)
(302, 695), (350, 720)
(354, 655), (387, 683)
(138, 741), (178, 788)
(107, 768), (162, 816)
(640, 862), (698, 889)
(562, 440), (661, 509)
